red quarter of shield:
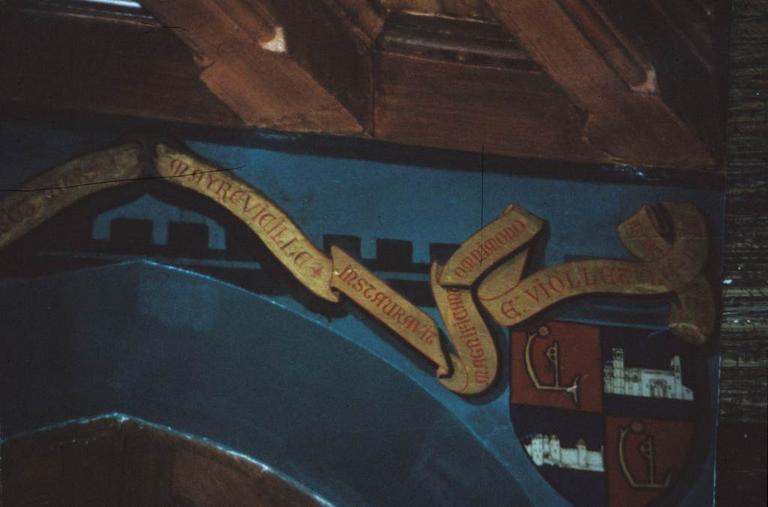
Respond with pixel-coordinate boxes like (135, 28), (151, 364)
(604, 416), (694, 507)
(511, 321), (602, 413)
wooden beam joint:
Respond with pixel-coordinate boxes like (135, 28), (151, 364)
(484, 0), (717, 168)
(140, 0), (373, 134)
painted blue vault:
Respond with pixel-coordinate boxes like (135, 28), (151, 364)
(0, 122), (723, 506)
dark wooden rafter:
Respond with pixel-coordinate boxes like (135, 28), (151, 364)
(371, 11), (604, 162)
(137, 0), (382, 133)
(334, 0), (387, 41)
(0, 6), (244, 127)
(483, 0), (717, 168)
(0, 0), (726, 170)
(597, 0), (729, 165)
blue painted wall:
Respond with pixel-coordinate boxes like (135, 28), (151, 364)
(0, 122), (723, 506)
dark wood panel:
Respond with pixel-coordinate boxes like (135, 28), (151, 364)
(484, 0), (718, 169)
(2, 448), (61, 506)
(1, 416), (323, 507)
(379, 0), (494, 20)
(271, 0), (378, 131)
(599, 0), (729, 165)
(717, 422), (768, 506)
(0, 9), (243, 127)
(121, 429), (177, 506)
(0, 1), (729, 171)
(2, 418), (125, 507)
(373, 51), (607, 163)
(378, 12), (531, 68)
(139, 0), (370, 133)
(57, 429), (124, 506)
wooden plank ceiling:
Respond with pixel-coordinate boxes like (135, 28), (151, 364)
(0, 0), (728, 171)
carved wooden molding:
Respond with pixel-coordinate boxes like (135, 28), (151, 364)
(0, 0), (727, 170)
(138, 0), (373, 133)
(483, 0), (716, 168)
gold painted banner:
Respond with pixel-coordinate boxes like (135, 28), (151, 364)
(155, 145), (339, 303)
(619, 204), (716, 344)
(438, 204), (543, 287)
(617, 204), (677, 261)
(669, 275), (716, 345)
(0, 142), (717, 396)
(478, 202), (710, 331)
(330, 246), (449, 375)
(431, 263), (498, 394)
(0, 145), (142, 250)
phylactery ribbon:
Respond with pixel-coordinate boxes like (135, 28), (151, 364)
(133, 147), (722, 392)
(0, 145), (142, 250)
(476, 202), (713, 344)
(0, 144), (715, 397)
(153, 146), (713, 394)
(155, 145), (339, 303)
(430, 206), (544, 393)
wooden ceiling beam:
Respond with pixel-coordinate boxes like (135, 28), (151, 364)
(0, 1), (726, 171)
(0, 8), (244, 127)
(332, 0), (386, 42)
(598, 0), (728, 164)
(484, 0), (718, 168)
(372, 52), (608, 164)
(139, 0), (379, 134)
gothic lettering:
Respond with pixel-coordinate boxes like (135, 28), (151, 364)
(156, 145), (338, 303)
(0, 145), (142, 249)
(431, 263), (498, 395)
(0, 143), (715, 399)
(330, 246), (448, 374)
(479, 203), (710, 338)
(439, 205), (544, 286)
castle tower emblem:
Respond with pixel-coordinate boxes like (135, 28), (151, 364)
(524, 433), (604, 472)
(603, 347), (693, 401)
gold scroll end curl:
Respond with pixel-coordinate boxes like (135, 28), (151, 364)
(478, 201), (716, 345)
(0, 144), (142, 251)
(669, 275), (716, 345)
(155, 144), (339, 303)
(619, 202), (715, 345)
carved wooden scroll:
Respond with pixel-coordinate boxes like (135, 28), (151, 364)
(438, 204), (543, 286)
(0, 145), (142, 250)
(431, 264), (499, 394)
(478, 203), (709, 328)
(0, 144), (716, 396)
(155, 145), (338, 303)
(331, 246), (448, 375)
(152, 146), (715, 394)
